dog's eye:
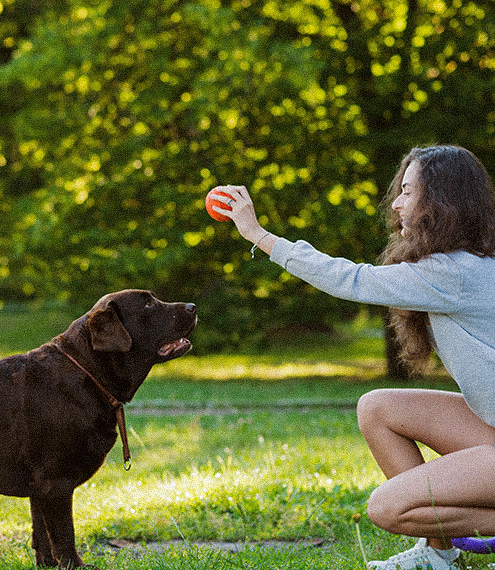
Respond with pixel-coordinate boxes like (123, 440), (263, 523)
(145, 298), (154, 308)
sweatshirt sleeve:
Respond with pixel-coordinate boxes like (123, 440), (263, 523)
(270, 238), (462, 313)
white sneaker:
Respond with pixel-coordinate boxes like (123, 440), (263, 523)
(367, 538), (462, 570)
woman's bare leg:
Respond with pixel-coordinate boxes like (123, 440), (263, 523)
(357, 389), (495, 549)
(367, 444), (495, 539)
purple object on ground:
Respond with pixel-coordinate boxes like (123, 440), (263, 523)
(451, 536), (495, 554)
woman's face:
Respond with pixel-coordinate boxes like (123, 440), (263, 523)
(392, 160), (421, 236)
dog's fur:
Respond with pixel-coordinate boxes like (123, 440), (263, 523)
(0, 290), (196, 569)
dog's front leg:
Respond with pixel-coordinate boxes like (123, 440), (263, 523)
(30, 496), (58, 567)
(31, 491), (86, 569)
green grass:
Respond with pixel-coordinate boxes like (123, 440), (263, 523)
(0, 306), (492, 569)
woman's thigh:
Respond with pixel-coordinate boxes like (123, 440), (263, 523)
(368, 444), (495, 537)
(357, 388), (495, 456)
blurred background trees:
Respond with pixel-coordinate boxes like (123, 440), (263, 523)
(0, 0), (494, 357)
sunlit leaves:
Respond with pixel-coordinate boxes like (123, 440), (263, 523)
(0, 0), (495, 349)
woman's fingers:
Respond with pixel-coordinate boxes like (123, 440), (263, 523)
(210, 185), (252, 205)
(210, 185), (249, 218)
(211, 205), (233, 218)
(208, 185), (262, 241)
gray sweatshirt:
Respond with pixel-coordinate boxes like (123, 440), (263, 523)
(270, 237), (495, 427)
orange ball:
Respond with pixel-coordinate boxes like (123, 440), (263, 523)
(205, 190), (234, 222)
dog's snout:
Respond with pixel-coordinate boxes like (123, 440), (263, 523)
(185, 303), (196, 314)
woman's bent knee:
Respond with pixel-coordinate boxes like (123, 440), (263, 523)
(357, 389), (394, 436)
(367, 484), (403, 534)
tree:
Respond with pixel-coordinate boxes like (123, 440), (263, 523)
(1, 0), (495, 359)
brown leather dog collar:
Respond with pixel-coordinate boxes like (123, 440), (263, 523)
(50, 343), (131, 470)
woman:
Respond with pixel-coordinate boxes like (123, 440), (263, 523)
(209, 145), (495, 570)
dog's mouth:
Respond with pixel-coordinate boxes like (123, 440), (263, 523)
(158, 337), (192, 361)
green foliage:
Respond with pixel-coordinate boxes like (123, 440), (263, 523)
(0, 0), (495, 348)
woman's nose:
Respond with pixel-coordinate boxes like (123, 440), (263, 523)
(392, 195), (402, 210)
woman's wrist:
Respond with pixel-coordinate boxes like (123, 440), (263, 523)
(248, 230), (279, 257)
(248, 228), (270, 244)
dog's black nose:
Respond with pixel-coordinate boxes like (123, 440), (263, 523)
(185, 303), (196, 314)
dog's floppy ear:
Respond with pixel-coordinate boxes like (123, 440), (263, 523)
(87, 302), (132, 352)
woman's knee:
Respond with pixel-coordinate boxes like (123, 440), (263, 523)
(367, 483), (404, 534)
(357, 389), (395, 437)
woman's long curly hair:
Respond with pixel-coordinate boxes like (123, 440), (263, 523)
(380, 145), (495, 373)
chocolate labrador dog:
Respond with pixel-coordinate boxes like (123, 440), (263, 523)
(0, 289), (196, 569)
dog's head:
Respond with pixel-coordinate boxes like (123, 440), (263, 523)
(86, 289), (197, 363)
